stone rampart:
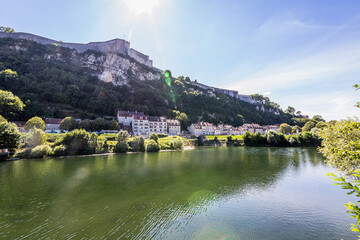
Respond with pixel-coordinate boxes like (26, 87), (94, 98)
(0, 32), (153, 67)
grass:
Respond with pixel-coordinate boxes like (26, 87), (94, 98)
(205, 135), (243, 141)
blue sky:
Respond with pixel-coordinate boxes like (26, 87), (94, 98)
(1, 0), (360, 120)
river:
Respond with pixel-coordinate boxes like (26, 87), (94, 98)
(0, 147), (356, 239)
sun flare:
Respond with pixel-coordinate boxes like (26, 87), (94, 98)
(121, 0), (162, 16)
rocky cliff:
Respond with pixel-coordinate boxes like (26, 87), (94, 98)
(1, 34), (162, 85)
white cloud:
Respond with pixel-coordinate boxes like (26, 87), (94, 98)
(285, 20), (344, 30)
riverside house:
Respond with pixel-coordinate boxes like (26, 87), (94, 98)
(149, 116), (167, 135)
(167, 119), (181, 135)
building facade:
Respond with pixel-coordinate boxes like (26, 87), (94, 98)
(149, 116), (167, 134)
(167, 119), (181, 135)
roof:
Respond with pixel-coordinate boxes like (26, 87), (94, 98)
(117, 110), (144, 117)
(149, 116), (167, 122)
(167, 119), (180, 125)
(134, 115), (149, 120)
(45, 118), (63, 124)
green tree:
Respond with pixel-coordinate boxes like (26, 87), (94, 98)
(315, 121), (327, 129)
(149, 133), (159, 143)
(79, 119), (91, 131)
(312, 115), (325, 123)
(302, 121), (316, 132)
(0, 115), (6, 123)
(117, 130), (129, 142)
(107, 119), (120, 131)
(92, 117), (106, 131)
(285, 106), (295, 115)
(25, 116), (45, 131)
(60, 129), (95, 155)
(174, 111), (190, 130)
(114, 130), (130, 153)
(266, 130), (280, 146)
(318, 85), (360, 237)
(146, 139), (160, 152)
(0, 120), (20, 154)
(129, 136), (145, 152)
(0, 26), (15, 33)
(60, 117), (78, 131)
(0, 90), (25, 118)
(291, 125), (301, 134)
(27, 128), (46, 148)
(279, 123), (292, 135)
(233, 114), (244, 127)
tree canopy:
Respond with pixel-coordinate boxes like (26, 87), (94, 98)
(0, 89), (25, 119)
(25, 116), (45, 131)
(0, 118), (20, 154)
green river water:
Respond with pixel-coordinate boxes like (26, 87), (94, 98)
(0, 147), (357, 239)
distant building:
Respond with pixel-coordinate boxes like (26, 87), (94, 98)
(264, 125), (280, 133)
(149, 116), (167, 134)
(45, 118), (63, 133)
(133, 114), (149, 136)
(167, 119), (181, 135)
(188, 123), (202, 136)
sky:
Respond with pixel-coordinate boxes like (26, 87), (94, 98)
(1, 0), (360, 120)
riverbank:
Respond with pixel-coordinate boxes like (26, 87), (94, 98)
(10, 130), (320, 160)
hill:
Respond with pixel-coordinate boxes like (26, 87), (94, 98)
(0, 35), (299, 126)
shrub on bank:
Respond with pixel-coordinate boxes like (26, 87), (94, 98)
(114, 141), (129, 153)
(129, 136), (145, 152)
(60, 129), (97, 155)
(146, 140), (160, 152)
(30, 145), (52, 158)
(173, 138), (184, 150)
(53, 145), (67, 157)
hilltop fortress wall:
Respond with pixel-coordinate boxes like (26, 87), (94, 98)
(0, 32), (153, 67)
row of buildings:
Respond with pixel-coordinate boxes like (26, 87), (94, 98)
(117, 110), (181, 136)
(188, 122), (280, 137)
(12, 112), (182, 136)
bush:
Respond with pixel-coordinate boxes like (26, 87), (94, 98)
(266, 130), (280, 146)
(61, 129), (96, 155)
(0, 120), (20, 155)
(173, 138), (184, 150)
(29, 144), (52, 158)
(149, 133), (159, 142)
(129, 136), (145, 152)
(146, 139), (160, 152)
(114, 141), (129, 153)
(27, 129), (46, 148)
(158, 134), (168, 138)
(53, 145), (67, 157)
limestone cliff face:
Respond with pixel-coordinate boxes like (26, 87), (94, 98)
(1, 32), (162, 85)
(80, 52), (161, 86)
(7, 39), (162, 86)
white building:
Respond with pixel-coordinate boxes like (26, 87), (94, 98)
(149, 116), (167, 134)
(45, 118), (63, 133)
(132, 114), (149, 136)
(265, 125), (280, 133)
(188, 123), (202, 136)
(199, 122), (215, 135)
(117, 110), (138, 127)
(167, 119), (181, 135)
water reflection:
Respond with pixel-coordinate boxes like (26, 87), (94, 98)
(0, 147), (355, 239)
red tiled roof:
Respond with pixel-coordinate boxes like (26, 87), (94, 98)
(45, 118), (63, 124)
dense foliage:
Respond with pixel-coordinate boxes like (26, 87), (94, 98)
(25, 116), (45, 131)
(0, 89), (25, 119)
(0, 37), (300, 125)
(242, 130), (320, 147)
(318, 85), (360, 237)
(0, 117), (20, 154)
